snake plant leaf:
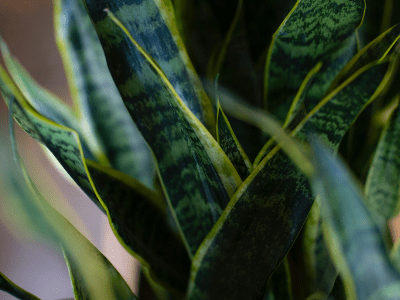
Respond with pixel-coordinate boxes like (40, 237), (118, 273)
(54, 0), (157, 190)
(217, 101), (252, 180)
(0, 37), (95, 161)
(264, 0), (365, 121)
(0, 272), (40, 300)
(83, 0), (215, 135)
(6, 99), (137, 300)
(326, 23), (400, 96)
(310, 138), (400, 300)
(264, 257), (293, 300)
(390, 238), (400, 275)
(188, 55), (396, 300)
(83, 7), (242, 256)
(85, 159), (190, 294)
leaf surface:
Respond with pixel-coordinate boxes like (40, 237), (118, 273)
(0, 272), (40, 300)
(82, 4), (242, 256)
(188, 56), (396, 300)
(54, 0), (157, 189)
(264, 0), (365, 121)
(310, 139), (400, 300)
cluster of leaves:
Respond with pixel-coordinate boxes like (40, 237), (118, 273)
(1, 0), (400, 299)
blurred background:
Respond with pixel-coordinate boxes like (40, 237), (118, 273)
(0, 1), (139, 299)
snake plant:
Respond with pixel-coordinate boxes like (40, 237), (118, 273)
(2, 0), (400, 299)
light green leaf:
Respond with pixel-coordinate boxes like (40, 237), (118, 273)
(188, 55), (397, 300)
(264, 0), (365, 121)
(0, 272), (40, 300)
(82, 5), (242, 256)
(83, 0), (216, 135)
(7, 97), (137, 300)
(217, 101), (252, 180)
(365, 103), (400, 230)
(54, 0), (157, 189)
(310, 138), (400, 300)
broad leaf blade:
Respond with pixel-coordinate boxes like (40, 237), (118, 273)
(82, 5), (242, 256)
(264, 0), (365, 121)
(0, 273), (40, 300)
(188, 56), (396, 300)
(310, 139), (400, 300)
(54, 0), (157, 189)
(83, 0), (215, 134)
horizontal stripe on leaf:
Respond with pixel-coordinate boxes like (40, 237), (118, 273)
(0, 272), (40, 300)
(0, 37), (95, 161)
(55, 0), (157, 189)
(188, 56), (396, 300)
(310, 139), (400, 300)
(84, 7), (242, 256)
(86, 160), (190, 293)
(83, 0), (215, 134)
(264, 0), (365, 121)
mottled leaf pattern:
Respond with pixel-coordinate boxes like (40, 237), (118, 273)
(83, 0), (215, 134)
(0, 272), (40, 300)
(310, 139), (400, 300)
(188, 57), (396, 300)
(83, 3), (242, 256)
(264, 0), (365, 121)
(55, 0), (157, 189)
(217, 102), (252, 180)
(86, 159), (190, 293)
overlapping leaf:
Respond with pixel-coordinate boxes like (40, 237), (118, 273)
(5, 100), (137, 300)
(0, 272), (40, 300)
(310, 139), (400, 300)
(83, 3), (242, 256)
(0, 49), (190, 292)
(264, 0), (365, 121)
(54, 0), (157, 189)
(83, 0), (215, 134)
(188, 55), (397, 300)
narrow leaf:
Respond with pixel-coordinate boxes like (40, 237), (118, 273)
(310, 138), (400, 300)
(188, 56), (397, 300)
(83, 6), (242, 256)
(54, 0), (157, 189)
(83, 0), (216, 134)
(0, 272), (40, 300)
(264, 0), (365, 121)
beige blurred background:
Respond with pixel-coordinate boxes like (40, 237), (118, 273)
(0, 1), (138, 299)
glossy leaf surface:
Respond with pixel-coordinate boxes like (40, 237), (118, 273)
(83, 4), (242, 255)
(310, 139), (400, 300)
(55, 0), (157, 189)
(188, 56), (396, 300)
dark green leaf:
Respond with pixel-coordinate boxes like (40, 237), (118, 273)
(0, 272), (40, 300)
(188, 56), (396, 300)
(83, 3), (242, 256)
(264, 257), (293, 300)
(264, 0), (365, 121)
(54, 0), (157, 189)
(310, 138), (400, 299)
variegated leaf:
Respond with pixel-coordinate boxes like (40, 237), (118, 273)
(310, 138), (400, 300)
(54, 0), (157, 189)
(82, 4), (242, 256)
(264, 0), (365, 121)
(188, 56), (397, 300)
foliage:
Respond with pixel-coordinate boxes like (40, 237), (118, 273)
(1, 0), (400, 299)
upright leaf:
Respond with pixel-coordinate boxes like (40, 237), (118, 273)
(83, 0), (215, 134)
(54, 0), (157, 189)
(83, 5), (242, 255)
(264, 0), (365, 121)
(310, 139), (400, 300)
(188, 56), (396, 300)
